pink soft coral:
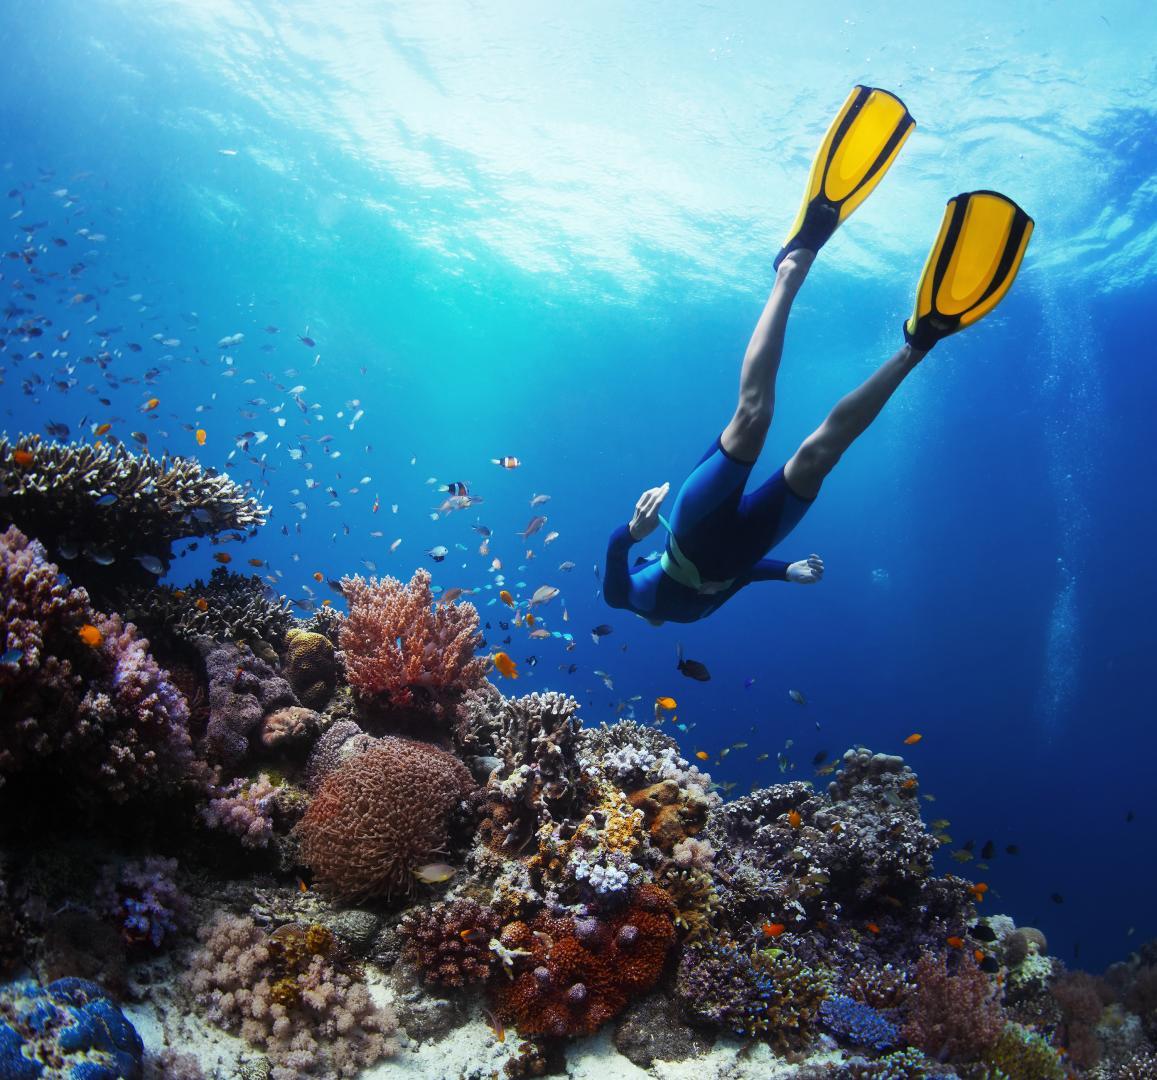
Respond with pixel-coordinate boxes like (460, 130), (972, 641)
(903, 950), (1005, 1063)
(340, 569), (484, 717)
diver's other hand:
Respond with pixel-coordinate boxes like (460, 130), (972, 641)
(629, 482), (670, 541)
(787, 554), (824, 584)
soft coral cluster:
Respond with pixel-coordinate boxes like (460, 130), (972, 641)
(0, 525), (195, 802)
(187, 913), (397, 1079)
(340, 569), (485, 721)
(902, 950), (1005, 1062)
(491, 883), (676, 1038)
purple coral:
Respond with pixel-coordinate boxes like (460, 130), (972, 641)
(96, 857), (188, 950)
(0, 526), (196, 802)
(199, 773), (277, 848)
(902, 950), (1005, 1063)
(201, 641), (297, 767)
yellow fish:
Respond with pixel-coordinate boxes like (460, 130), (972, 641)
(491, 651), (518, 679)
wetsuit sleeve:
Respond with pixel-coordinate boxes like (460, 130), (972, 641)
(602, 524), (637, 608)
(748, 558), (791, 581)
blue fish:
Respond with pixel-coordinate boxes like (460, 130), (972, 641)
(1, 648), (24, 665)
(95, 493), (118, 506)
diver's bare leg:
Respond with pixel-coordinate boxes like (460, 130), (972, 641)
(721, 250), (815, 463)
(784, 342), (927, 499)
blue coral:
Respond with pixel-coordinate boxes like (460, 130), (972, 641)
(0, 977), (143, 1079)
(820, 993), (899, 1050)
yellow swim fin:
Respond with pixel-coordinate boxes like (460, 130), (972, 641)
(904, 190), (1034, 350)
(774, 85), (915, 269)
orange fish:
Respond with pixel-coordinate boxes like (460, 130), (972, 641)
(762, 922), (785, 938)
(213, 552), (232, 564)
(297, 878), (309, 893)
(141, 397), (159, 412)
(831, 822), (844, 834)
(194, 597), (209, 611)
(12, 449), (35, 468)
(968, 882), (988, 902)
(322, 599), (332, 607)
(695, 750), (709, 761)
(371, 494), (380, 513)
(491, 651), (518, 679)
(946, 936), (965, 949)
(865, 922), (881, 935)
(248, 558), (265, 567)
(195, 428), (207, 446)
(77, 623), (103, 647)
(94, 422), (112, 436)
(499, 589), (515, 607)
(974, 949), (986, 964)
(787, 810), (802, 828)
(491, 456), (521, 469)
(526, 613), (536, 627)
(313, 571), (324, 582)
(903, 733), (923, 745)
(173, 589), (186, 599)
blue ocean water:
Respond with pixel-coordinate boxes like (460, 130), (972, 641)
(1, 0), (1154, 977)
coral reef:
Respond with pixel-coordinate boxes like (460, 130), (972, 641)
(283, 628), (337, 709)
(0, 526), (197, 803)
(491, 883), (677, 1038)
(296, 736), (477, 902)
(0, 976), (144, 1079)
(902, 950), (1004, 1063)
(675, 939), (828, 1047)
(1052, 969), (1111, 1068)
(201, 640), (297, 767)
(340, 569), (485, 722)
(95, 856), (188, 950)
(200, 774), (278, 848)
(187, 912), (397, 1078)
(985, 1022), (1068, 1079)
(399, 896), (503, 987)
(119, 567), (293, 654)
(820, 994), (900, 1050)
(0, 433), (267, 595)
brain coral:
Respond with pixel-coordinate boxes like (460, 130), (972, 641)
(283, 628), (337, 709)
(296, 736), (476, 902)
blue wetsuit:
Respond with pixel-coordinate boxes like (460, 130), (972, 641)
(603, 436), (815, 623)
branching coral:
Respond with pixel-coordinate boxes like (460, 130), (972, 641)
(340, 569), (485, 719)
(95, 857), (188, 951)
(399, 897), (503, 987)
(902, 951), (1004, 1063)
(296, 736), (476, 902)
(491, 884), (676, 1038)
(200, 774), (278, 848)
(187, 913), (396, 1078)
(119, 567), (293, 653)
(0, 433), (267, 595)
(0, 526), (197, 802)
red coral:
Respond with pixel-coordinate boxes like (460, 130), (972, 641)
(1052, 970), (1110, 1068)
(296, 736), (476, 902)
(400, 897), (502, 987)
(340, 570), (485, 720)
(903, 950), (1005, 1063)
(492, 886), (676, 1038)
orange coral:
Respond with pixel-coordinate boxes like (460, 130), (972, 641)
(492, 885), (676, 1038)
(340, 569), (486, 712)
(296, 736), (476, 902)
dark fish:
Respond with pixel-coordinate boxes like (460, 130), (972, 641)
(962, 839), (975, 853)
(591, 624), (613, 640)
(1005, 844), (1019, 856)
(44, 421), (70, 439)
(812, 750), (828, 766)
(1050, 892), (1064, 904)
(1126, 809), (1134, 823)
(264, 325), (279, 333)
(971, 923), (998, 943)
(676, 643), (711, 682)
(472, 524), (491, 537)
(980, 840), (995, 860)
(298, 335), (316, 347)
(1073, 941), (1080, 960)
(978, 955), (1000, 974)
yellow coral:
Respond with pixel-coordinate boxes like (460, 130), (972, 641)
(661, 866), (720, 943)
(284, 629), (336, 709)
(590, 788), (645, 855)
(269, 976), (300, 1007)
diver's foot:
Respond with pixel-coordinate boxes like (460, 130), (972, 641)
(776, 248), (814, 289)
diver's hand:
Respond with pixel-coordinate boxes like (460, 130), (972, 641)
(629, 482), (670, 541)
(786, 554), (824, 584)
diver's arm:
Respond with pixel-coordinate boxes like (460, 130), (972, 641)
(748, 558), (791, 582)
(602, 524), (637, 608)
(785, 554), (825, 583)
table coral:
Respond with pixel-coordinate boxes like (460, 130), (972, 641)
(296, 736), (476, 902)
(0, 433), (267, 597)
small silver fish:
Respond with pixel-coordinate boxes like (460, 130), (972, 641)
(413, 862), (456, 884)
(788, 689), (807, 705)
(135, 554), (166, 575)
